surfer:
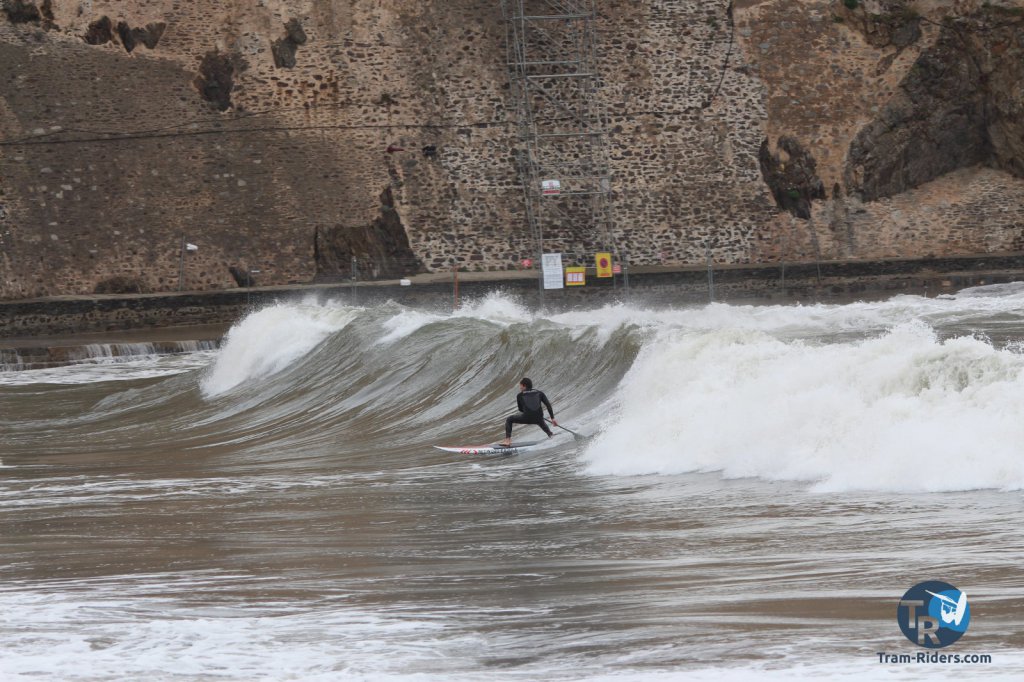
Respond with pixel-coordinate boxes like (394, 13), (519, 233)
(501, 377), (557, 447)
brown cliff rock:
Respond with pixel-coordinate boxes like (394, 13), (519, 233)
(0, 0), (1022, 299)
(846, 7), (1024, 201)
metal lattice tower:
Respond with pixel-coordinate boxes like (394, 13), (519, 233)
(501, 0), (615, 286)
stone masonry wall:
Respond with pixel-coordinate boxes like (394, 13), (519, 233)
(1, 0), (1023, 300)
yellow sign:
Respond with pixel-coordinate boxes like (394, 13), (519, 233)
(595, 252), (613, 278)
(565, 267), (586, 286)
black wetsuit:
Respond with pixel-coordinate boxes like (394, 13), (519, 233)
(505, 389), (554, 439)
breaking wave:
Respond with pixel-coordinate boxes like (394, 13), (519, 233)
(9, 286), (1024, 493)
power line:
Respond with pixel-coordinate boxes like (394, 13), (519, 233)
(0, 119), (515, 147)
(1, 103), (739, 148)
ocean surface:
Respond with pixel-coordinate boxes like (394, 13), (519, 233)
(2, 286), (1024, 680)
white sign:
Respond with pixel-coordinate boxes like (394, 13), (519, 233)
(542, 253), (564, 290)
(541, 179), (561, 196)
(185, 243), (198, 252)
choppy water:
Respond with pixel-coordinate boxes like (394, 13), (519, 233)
(2, 287), (1024, 680)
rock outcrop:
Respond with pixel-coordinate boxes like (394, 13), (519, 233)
(272, 18), (307, 69)
(846, 5), (1024, 201)
(759, 136), (826, 219)
(314, 187), (422, 280)
(3, 0), (55, 29)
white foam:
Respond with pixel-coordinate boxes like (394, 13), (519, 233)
(583, 321), (1024, 493)
(453, 290), (533, 325)
(0, 580), (453, 682)
(370, 285), (1024, 352)
(0, 351), (217, 386)
(555, 284), (1024, 341)
(375, 292), (536, 344)
(200, 303), (355, 397)
(5, 579), (1019, 681)
(378, 309), (444, 345)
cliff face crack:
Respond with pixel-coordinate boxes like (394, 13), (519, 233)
(845, 11), (1024, 201)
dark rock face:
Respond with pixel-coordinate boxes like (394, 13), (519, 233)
(117, 21), (166, 53)
(314, 187), (422, 280)
(228, 266), (256, 287)
(841, 1), (923, 49)
(3, 0), (54, 29)
(846, 10), (1024, 201)
(3, 0), (42, 25)
(272, 18), (307, 68)
(194, 50), (236, 111)
(758, 137), (826, 219)
(83, 16), (114, 45)
(83, 16), (164, 51)
(985, 9), (1024, 178)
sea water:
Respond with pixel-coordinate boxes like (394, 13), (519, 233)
(2, 286), (1023, 680)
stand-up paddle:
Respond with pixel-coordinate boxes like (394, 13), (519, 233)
(546, 419), (591, 444)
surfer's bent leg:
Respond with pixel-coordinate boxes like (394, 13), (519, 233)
(505, 412), (530, 439)
(538, 419), (553, 437)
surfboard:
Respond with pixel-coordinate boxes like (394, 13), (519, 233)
(434, 441), (540, 455)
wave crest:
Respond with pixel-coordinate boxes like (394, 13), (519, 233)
(583, 321), (1024, 492)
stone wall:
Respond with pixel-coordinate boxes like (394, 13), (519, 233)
(1, 0), (1023, 300)
(4, 254), (1024, 339)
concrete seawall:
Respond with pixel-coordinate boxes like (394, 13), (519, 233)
(3, 254), (1024, 342)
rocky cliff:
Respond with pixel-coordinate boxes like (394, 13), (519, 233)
(1, 0), (1022, 299)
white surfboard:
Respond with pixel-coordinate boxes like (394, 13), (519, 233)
(434, 441), (540, 455)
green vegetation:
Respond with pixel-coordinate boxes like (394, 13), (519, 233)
(843, 0), (858, 9)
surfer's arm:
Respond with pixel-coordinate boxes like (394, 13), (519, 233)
(541, 392), (555, 420)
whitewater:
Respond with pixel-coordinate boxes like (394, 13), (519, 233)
(2, 285), (1023, 680)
